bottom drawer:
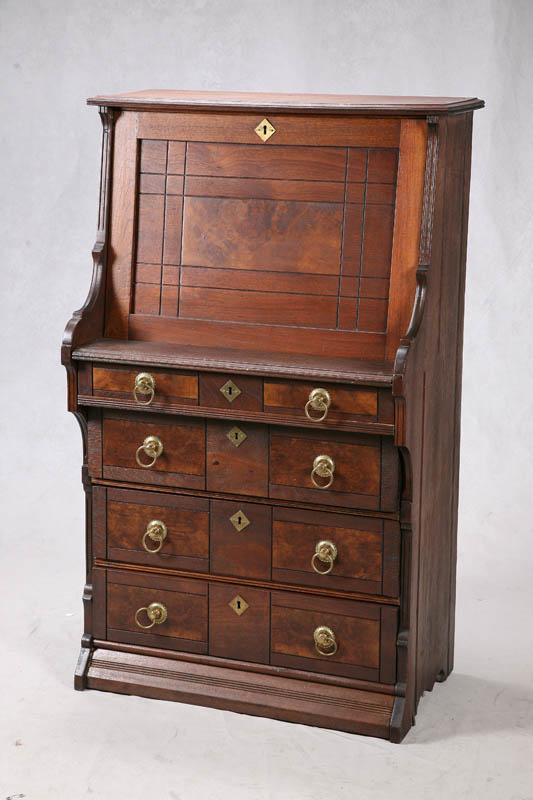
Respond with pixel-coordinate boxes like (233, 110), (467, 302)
(96, 569), (397, 683)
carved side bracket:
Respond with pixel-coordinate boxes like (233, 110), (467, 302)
(62, 107), (116, 410)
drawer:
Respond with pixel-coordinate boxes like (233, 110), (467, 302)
(271, 592), (397, 682)
(99, 410), (205, 489)
(264, 381), (393, 427)
(210, 499), (271, 580)
(85, 363), (198, 408)
(209, 583), (270, 664)
(93, 486), (209, 572)
(105, 568), (208, 653)
(272, 508), (399, 597)
(199, 372), (262, 412)
(270, 428), (399, 511)
(206, 420), (268, 496)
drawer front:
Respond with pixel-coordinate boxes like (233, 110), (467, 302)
(210, 499), (271, 580)
(271, 592), (397, 682)
(264, 381), (393, 427)
(199, 372), (262, 412)
(209, 583), (270, 664)
(206, 420), (268, 496)
(89, 364), (198, 408)
(270, 428), (398, 511)
(94, 487), (209, 572)
(272, 508), (400, 597)
(100, 411), (205, 489)
(105, 568), (208, 653)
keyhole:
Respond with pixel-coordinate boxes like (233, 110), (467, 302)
(236, 599), (241, 610)
(234, 431), (239, 441)
(263, 124), (268, 135)
(228, 385), (233, 396)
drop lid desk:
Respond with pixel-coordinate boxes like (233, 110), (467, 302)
(62, 90), (483, 741)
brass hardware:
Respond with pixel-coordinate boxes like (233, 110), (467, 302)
(133, 372), (156, 405)
(304, 388), (331, 422)
(142, 519), (168, 553)
(311, 540), (338, 575)
(314, 625), (338, 657)
(311, 455), (335, 489)
(229, 595), (249, 616)
(229, 510), (251, 532)
(135, 602), (168, 629)
(254, 118), (276, 142)
(219, 379), (242, 403)
(135, 435), (164, 468)
(227, 426), (247, 447)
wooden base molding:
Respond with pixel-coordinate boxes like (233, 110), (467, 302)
(82, 646), (399, 740)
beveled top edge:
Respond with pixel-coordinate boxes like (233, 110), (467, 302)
(87, 89), (485, 115)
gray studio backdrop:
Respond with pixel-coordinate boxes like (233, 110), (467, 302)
(1, 0), (532, 796)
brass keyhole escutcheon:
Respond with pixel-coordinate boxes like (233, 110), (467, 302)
(133, 372), (156, 405)
(226, 426), (247, 447)
(229, 510), (250, 532)
(254, 118), (276, 142)
(135, 435), (164, 468)
(229, 595), (249, 616)
(220, 379), (242, 403)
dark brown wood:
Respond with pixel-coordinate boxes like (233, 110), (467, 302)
(210, 499), (271, 580)
(206, 420), (268, 497)
(87, 89), (484, 115)
(102, 410), (205, 489)
(65, 91), (482, 742)
(209, 583), (270, 663)
(104, 487), (209, 572)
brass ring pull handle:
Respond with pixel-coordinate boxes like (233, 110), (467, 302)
(134, 602), (168, 629)
(133, 372), (156, 405)
(311, 455), (335, 489)
(311, 540), (338, 575)
(135, 435), (164, 469)
(304, 388), (331, 422)
(314, 625), (338, 657)
(142, 520), (168, 554)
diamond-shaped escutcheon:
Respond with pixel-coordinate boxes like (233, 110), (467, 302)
(219, 379), (242, 403)
(226, 426), (247, 447)
(229, 595), (249, 616)
(254, 118), (276, 142)
(229, 510), (251, 532)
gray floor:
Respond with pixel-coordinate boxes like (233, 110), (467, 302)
(2, 533), (531, 799)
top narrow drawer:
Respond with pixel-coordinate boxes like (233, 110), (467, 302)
(78, 363), (394, 432)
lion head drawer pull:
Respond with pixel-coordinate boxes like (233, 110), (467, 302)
(313, 625), (338, 657)
(142, 519), (168, 553)
(311, 455), (335, 489)
(304, 388), (331, 422)
(311, 540), (338, 575)
(133, 372), (156, 405)
(135, 435), (164, 468)
(135, 601), (168, 629)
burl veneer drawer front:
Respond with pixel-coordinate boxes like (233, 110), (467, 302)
(210, 499), (271, 580)
(272, 508), (400, 597)
(94, 486), (209, 572)
(209, 583), (270, 664)
(271, 592), (398, 683)
(264, 381), (393, 427)
(105, 569), (208, 653)
(88, 364), (198, 409)
(100, 411), (205, 489)
(270, 428), (398, 512)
